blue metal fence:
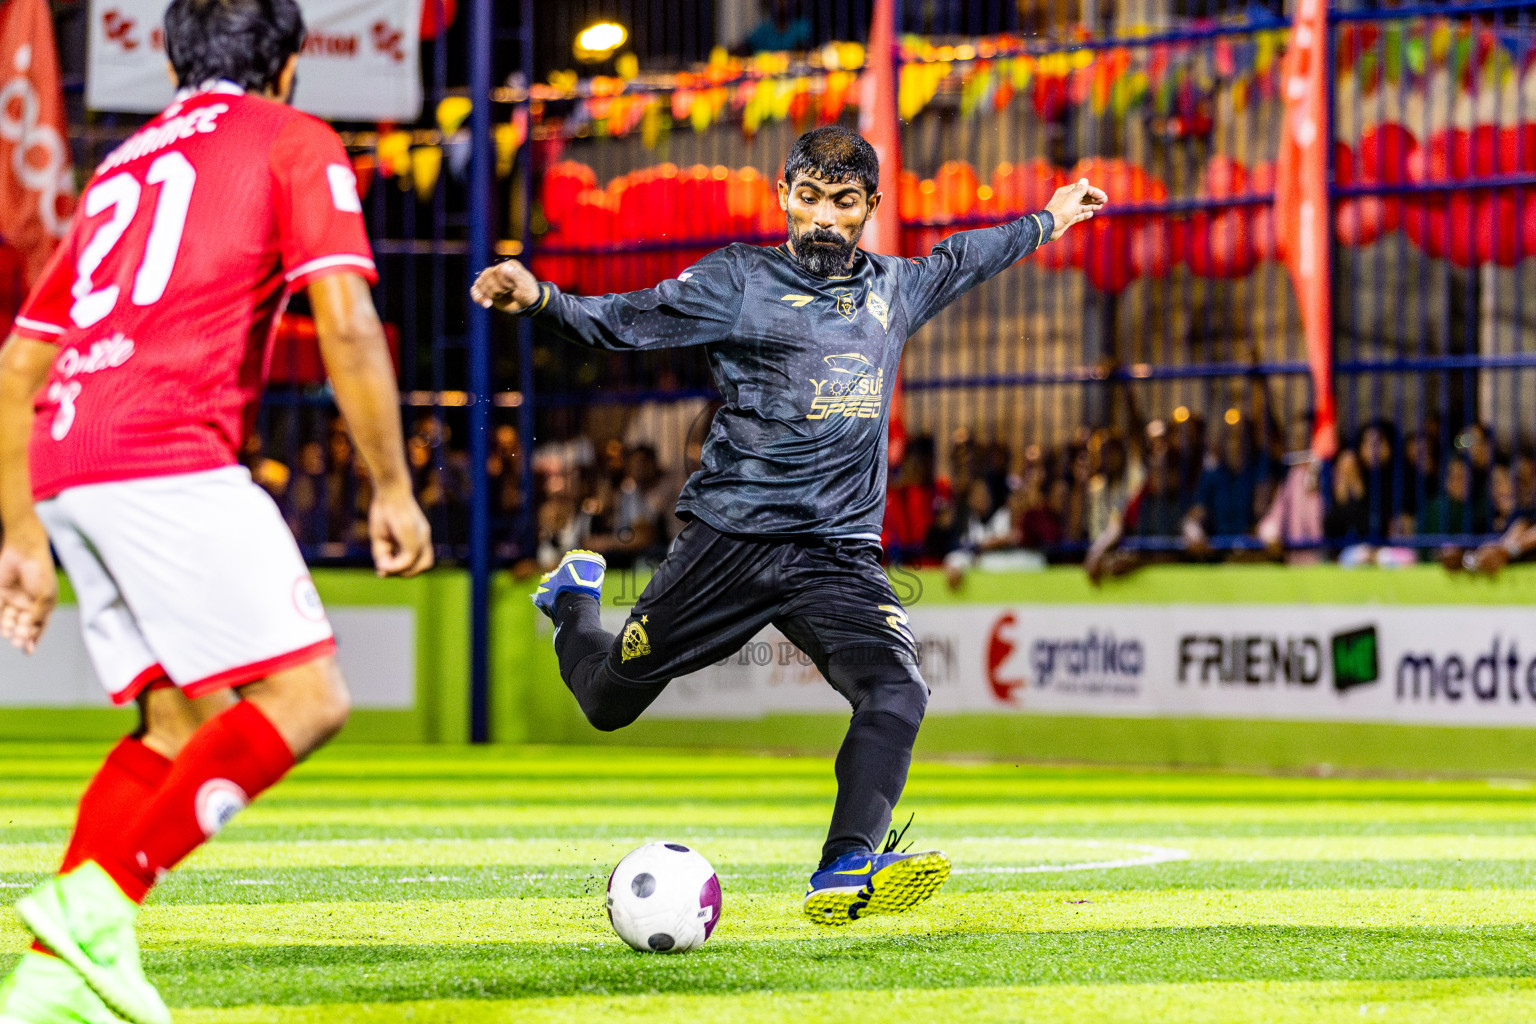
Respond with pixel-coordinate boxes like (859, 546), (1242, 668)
(1329, 2), (1536, 543)
(509, 1), (1536, 571)
(887, 15), (1308, 561)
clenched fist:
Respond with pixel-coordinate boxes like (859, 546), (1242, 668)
(471, 259), (542, 313)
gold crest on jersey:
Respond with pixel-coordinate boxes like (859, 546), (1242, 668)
(831, 287), (857, 322)
(621, 620), (652, 662)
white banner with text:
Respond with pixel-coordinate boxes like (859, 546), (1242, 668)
(87, 0), (423, 121)
(601, 604), (1536, 727)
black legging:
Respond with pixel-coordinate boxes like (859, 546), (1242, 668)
(553, 593), (927, 867)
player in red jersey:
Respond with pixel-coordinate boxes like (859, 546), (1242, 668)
(0, 2), (431, 1021)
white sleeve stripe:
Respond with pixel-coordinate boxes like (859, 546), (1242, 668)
(14, 316), (65, 335)
(284, 253), (376, 283)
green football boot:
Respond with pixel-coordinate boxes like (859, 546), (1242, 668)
(14, 864), (169, 1024)
(0, 951), (131, 1024)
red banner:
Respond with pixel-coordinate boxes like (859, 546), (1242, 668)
(1275, 0), (1337, 457)
(0, 0), (73, 285)
(858, 0), (906, 467)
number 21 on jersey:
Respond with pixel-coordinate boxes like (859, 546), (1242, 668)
(70, 151), (196, 329)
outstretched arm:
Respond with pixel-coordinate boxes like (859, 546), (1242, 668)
(904, 178), (1107, 330)
(472, 248), (743, 351)
(0, 337), (58, 653)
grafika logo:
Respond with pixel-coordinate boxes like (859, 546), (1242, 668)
(986, 613), (1144, 703)
(1029, 630), (1144, 693)
(806, 352), (883, 420)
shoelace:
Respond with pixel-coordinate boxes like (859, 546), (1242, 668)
(881, 812), (916, 855)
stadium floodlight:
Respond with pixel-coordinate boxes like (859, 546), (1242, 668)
(574, 22), (627, 63)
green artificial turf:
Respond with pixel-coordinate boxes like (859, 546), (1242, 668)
(3, 744), (1536, 1022)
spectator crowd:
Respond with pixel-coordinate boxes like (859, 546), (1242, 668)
(241, 412), (522, 561)
(241, 393), (705, 574)
(229, 393), (1536, 582)
(884, 400), (1536, 583)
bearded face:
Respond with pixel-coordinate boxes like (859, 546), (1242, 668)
(778, 173), (877, 277)
(788, 219), (861, 277)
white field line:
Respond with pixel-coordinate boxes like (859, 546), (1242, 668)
(0, 836), (1192, 877)
(949, 838), (1191, 875)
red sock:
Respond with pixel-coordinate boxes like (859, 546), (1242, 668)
(60, 737), (173, 874)
(99, 701), (295, 903)
(32, 737), (174, 953)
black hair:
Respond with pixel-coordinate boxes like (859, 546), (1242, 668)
(164, 0), (305, 94)
(782, 125), (879, 194)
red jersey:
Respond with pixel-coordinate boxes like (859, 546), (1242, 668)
(12, 83), (377, 500)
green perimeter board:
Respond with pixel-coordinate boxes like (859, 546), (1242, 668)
(10, 564), (1536, 772)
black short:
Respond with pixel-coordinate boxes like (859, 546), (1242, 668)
(606, 520), (917, 685)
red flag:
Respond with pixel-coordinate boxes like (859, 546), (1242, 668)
(1274, 0), (1337, 457)
(858, 0), (900, 256)
(0, 0), (74, 285)
(858, 0), (907, 466)
(420, 0), (457, 41)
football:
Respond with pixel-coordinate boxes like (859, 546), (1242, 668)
(605, 841), (722, 953)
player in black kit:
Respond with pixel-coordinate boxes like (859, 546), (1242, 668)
(472, 126), (1104, 925)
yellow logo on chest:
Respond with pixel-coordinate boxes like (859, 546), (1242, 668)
(807, 352), (884, 420)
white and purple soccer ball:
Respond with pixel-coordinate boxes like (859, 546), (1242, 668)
(605, 841), (722, 953)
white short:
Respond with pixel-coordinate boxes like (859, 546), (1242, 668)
(36, 466), (335, 705)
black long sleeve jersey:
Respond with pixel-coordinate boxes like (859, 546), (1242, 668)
(525, 211), (1055, 540)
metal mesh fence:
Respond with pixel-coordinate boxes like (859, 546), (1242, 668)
(44, 0), (1536, 576)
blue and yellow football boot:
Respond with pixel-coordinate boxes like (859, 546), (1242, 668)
(532, 549), (606, 621)
(803, 817), (950, 926)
